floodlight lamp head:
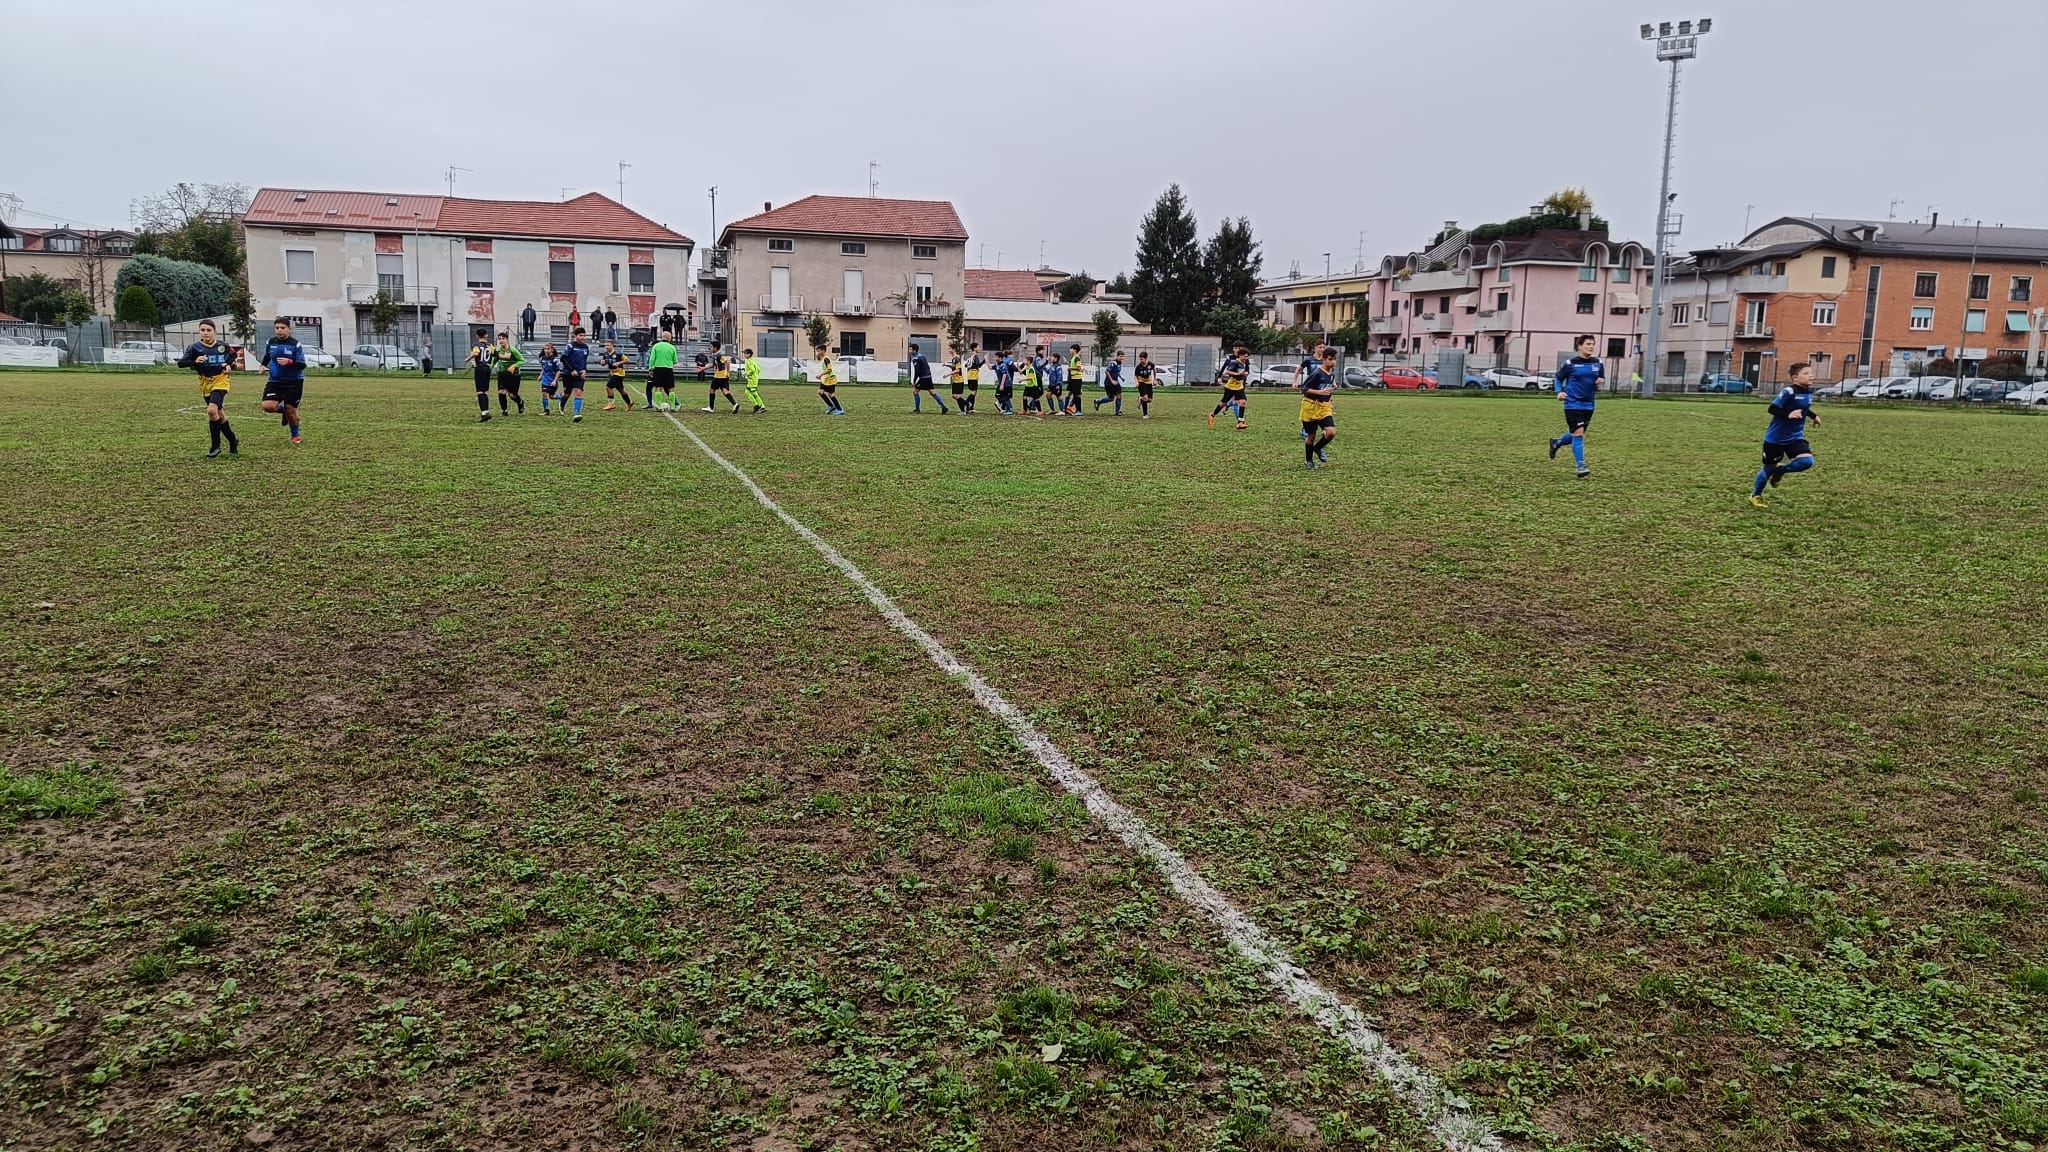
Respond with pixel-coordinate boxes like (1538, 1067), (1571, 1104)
(1677, 20), (1692, 34)
(1640, 23), (1654, 38)
(1659, 21), (1673, 35)
(1697, 17), (1712, 33)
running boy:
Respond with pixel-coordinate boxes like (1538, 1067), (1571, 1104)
(1750, 362), (1821, 508)
(560, 329), (590, 422)
(467, 328), (494, 421)
(1549, 334), (1602, 478)
(817, 351), (846, 414)
(741, 348), (765, 413)
(1133, 351), (1157, 418)
(180, 319), (239, 457)
(645, 331), (677, 410)
(1211, 345), (1249, 429)
(702, 343), (739, 412)
(601, 340), (634, 410)
(1094, 350), (1125, 414)
(258, 317), (306, 444)
(949, 348), (968, 413)
(537, 343), (563, 414)
(1300, 349), (1338, 469)
(490, 332), (526, 416)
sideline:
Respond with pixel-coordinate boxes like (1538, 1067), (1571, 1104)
(659, 410), (1506, 1152)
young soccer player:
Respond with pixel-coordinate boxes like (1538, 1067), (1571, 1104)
(467, 328), (494, 421)
(1066, 344), (1086, 415)
(965, 343), (983, 413)
(994, 349), (1015, 414)
(1020, 352), (1044, 416)
(645, 331), (677, 410)
(1211, 345), (1249, 429)
(1133, 351), (1157, 419)
(1300, 349), (1338, 469)
(1750, 362), (1821, 508)
(560, 329), (590, 422)
(180, 319), (239, 457)
(537, 343), (563, 414)
(600, 340), (634, 410)
(1549, 334), (1603, 478)
(1293, 344), (1325, 442)
(909, 344), (949, 413)
(742, 348), (765, 413)
(1044, 351), (1066, 416)
(1094, 350), (1126, 414)
(817, 351), (846, 414)
(490, 332), (526, 415)
(258, 318), (305, 444)
(948, 347), (968, 413)
(702, 343), (739, 412)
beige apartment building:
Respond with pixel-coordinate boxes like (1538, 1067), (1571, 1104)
(0, 227), (138, 314)
(715, 196), (967, 360)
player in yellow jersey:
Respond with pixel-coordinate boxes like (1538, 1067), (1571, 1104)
(179, 319), (239, 456)
(1299, 349), (1338, 468)
(701, 342), (739, 412)
(1210, 344), (1249, 429)
(816, 352), (846, 414)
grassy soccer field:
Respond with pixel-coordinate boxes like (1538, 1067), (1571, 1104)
(3, 371), (2047, 1152)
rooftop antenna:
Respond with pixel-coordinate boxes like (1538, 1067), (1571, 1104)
(1887, 198), (1903, 220)
(617, 161), (631, 204)
(444, 165), (471, 197)
(1038, 239), (1046, 268)
(0, 192), (19, 225)
(868, 162), (879, 198)
(1355, 230), (1367, 272)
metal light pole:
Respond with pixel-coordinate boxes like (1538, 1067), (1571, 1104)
(1639, 18), (1712, 397)
(1323, 253), (1332, 351)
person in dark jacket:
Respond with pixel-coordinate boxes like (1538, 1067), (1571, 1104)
(520, 303), (537, 341)
(603, 307), (619, 341)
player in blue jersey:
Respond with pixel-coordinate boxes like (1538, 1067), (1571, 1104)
(258, 318), (306, 445)
(1548, 335), (1602, 478)
(536, 343), (563, 414)
(1299, 349), (1338, 468)
(1093, 350), (1126, 413)
(559, 330), (590, 422)
(179, 319), (239, 457)
(1750, 362), (1820, 507)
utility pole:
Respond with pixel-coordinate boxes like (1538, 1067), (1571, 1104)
(1638, 17), (1713, 397)
(617, 162), (631, 204)
(1954, 220), (1982, 393)
(868, 162), (879, 198)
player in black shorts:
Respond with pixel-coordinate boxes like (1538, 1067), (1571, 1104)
(1133, 351), (1157, 419)
(964, 343), (982, 413)
(258, 318), (306, 444)
(466, 329), (494, 421)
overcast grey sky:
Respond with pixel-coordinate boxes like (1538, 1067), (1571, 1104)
(9, 0), (2045, 283)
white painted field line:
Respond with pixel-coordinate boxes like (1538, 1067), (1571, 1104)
(660, 412), (1505, 1152)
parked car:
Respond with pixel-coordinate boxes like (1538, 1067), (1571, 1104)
(1378, 366), (1434, 390)
(0, 335), (29, 346)
(1482, 366), (1548, 390)
(298, 345), (340, 369)
(1340, 366), (1377, 389)
(1435, 371), (1488, 389)
(2001, 382), (2048, 406)
(116, 339), (175, 363)
(1853, 376), (1899, 398)
(350, 344), (420, 370)
(1698, 373), (1752, 394)
(1881, 376), (1948, 400)
(1964, 378), (2026, 403)
(1814, 378), (1865, 399)
(1259, 364), (1305, 386)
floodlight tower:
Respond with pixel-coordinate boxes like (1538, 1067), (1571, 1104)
(1639, 18), (1713, 396)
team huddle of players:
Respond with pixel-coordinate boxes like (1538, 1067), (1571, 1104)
(173, 323), (1821, 502)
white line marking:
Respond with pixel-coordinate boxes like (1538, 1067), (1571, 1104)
(660, 411), (1506, 1152)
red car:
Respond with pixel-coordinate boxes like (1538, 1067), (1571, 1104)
(1378, 366), (1435, 390)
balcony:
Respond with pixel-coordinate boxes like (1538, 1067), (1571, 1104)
(907, 299), (952, 318)
(1370, 313), (1403, 330)
(832, 296), (874, 316)
(757, 294), (804, 313)
(1419, 311), (1454, 334)
(1474, 309), (1512, 332)
(345, 283), (438, 306)
(1735, 323), (1775, 339)
(1400, 268), (1479, 293)
(1730, 274), (1788, 294)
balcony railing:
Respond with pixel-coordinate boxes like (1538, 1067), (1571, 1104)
(907, 299), (951, 318)
(345, 283), (438, 306)
(1419, 311), (1455, 334)
(1730, 274), (1788, 294)
(1400, 268), (1479, 293)
(1474, 309), (1512, 332)
(758, 294), (803, 313)
(1735, 323), (1775, 339)
(833, 296), (874, 316)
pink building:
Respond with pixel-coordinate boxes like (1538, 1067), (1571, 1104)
(1366, 221), (1651, 376)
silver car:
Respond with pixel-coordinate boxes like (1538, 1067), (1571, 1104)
(350, 344), (420, 370)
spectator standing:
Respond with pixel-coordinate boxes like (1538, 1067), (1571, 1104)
(520, 303), (537, 342)
(420, 339), (434, 377)
(569, 307), (582, 333)
(604, 307), (619, 341)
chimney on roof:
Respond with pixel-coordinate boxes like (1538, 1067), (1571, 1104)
(1444, 220), (1457, 233)
(764, 202), (771, 212)
(1529, 205), (1544, 216)
(1578, 210), (1592, 231)
(1929, 211), (1939, 228)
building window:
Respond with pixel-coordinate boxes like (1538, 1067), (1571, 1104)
(1576, 293), (1595, 314)
(1410, 337), (1422, 352)
(549, 260), (575, 292)
(1969, 274), (1989, 300)
(1665, 350), (1685, 378)
(915, 272), (934, 304)
(0, 235), (21, 251)
(1909, 306), (1934, 331)
(1495, 291), (1509, 311)
(1914, 272), (1937, 298)
(837, 330), (868, 356)
(1606, 337), (1626, 359)
(1613, 264), (1631, 283)
(841, 241), (867, 256)
(1708, 300), (1731, 325)
(912, 244), (937, 259)
(1965, 308), (1986, 333)
(2009, 311), (2033, 333)
(767, 238), (794, 252)
(1745, 300), (1768, 329)
(47, 236), (82, 253)
(1812, 301), (1836, 326)
(1439, 295), (1450, 312)
(103, 239), (133, 256)
(1773, 261), (1788, 275)
(1497, 265), (1510, 282)
(465, 257), (493, 289)
(629, 264), (654, 293)
(1578, 266), (1597, 282)
(375, 253), (404, 293)
(1671, 302), (1691, 324)
(2012, 276), (2031, 302)
(1820, 256), (1838, 279)
(284, 249), (317, 285)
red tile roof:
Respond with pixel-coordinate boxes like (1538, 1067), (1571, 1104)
(0, 311), (18, 322)
(244, 189), (690, 246)
(966, 269), (1047, 301)
(721, 195), (967, 242)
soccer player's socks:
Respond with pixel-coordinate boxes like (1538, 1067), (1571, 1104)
(515, 395), (524, 413)
(572, 395), (582, 415)
(1752, 466), (1772, 497)
(646, 387), (656, 408)
(541, 395), (551, 412)
(1305, 437), (1317, 464)
(499, 394), (508, 414)
(288, 422), (299, 438)
(1782, 457), (1814, 477)
(221, 421), (237, 450)
(1570, 435), (1586, 469)
(209, 421), (221, 452)
(709, 390), (718, 408)
(477, 393), (489, 413)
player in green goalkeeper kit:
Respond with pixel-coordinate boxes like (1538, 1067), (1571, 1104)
(742, 348), (766, 413)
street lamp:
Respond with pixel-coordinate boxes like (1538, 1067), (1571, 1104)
(1639, 17), (1713, 397)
